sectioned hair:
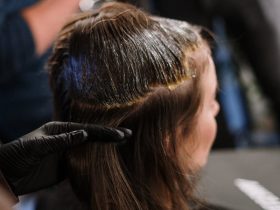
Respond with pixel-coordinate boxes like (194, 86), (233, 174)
(48, 2), (211, 210)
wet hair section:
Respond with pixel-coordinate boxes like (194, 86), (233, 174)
(47, 2), (212, 210)
(54, 2), (201, 108)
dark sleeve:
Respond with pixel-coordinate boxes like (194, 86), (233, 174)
(0, 0), (35, 29)
(0, 11), (36, 81)
(0, 170), (18, 204)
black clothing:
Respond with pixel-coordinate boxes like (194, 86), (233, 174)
(0, 0), (52, 141)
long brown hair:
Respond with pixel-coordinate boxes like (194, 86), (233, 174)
(48, 2), (211, 210)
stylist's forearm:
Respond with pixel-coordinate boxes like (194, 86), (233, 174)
(21, 0), (79, 56)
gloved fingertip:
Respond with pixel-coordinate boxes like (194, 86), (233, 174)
(115, 130), (125, 139)
(117, 128), (132, 138)
(71, 130), (88, 142)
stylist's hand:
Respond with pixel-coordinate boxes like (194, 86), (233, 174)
(0, 122), (131, 196)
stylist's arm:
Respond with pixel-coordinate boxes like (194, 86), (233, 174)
(0, 121), (131, 203)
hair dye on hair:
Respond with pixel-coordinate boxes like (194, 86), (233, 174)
(48, 2), (212, 210)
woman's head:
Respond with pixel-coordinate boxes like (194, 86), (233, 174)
(48, 2), (218, 209)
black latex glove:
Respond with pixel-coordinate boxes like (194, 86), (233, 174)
(0, 122), (131, 196)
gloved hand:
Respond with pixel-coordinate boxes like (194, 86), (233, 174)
(0, 121), (131, 196)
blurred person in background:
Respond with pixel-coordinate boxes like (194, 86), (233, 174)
(0, 0), (81, 142)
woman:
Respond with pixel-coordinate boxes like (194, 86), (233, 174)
(46, 2), (219, 209)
